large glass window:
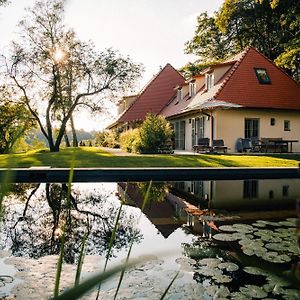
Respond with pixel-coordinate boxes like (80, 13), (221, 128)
(245, 119), (259, 139)
(174, 120), (185, 150)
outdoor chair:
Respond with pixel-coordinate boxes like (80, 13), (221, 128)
(212, 139), (228, 153)
(193, 138), (212, 153)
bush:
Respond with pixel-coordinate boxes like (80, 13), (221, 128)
(136, 113), (173, 154)
(104, 130), (120, 148)
(119, 129), (140, 152)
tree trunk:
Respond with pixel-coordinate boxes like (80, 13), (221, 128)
(70, 115), (78, 147)
(64, 131), (71, 147)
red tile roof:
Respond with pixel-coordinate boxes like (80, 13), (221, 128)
(216, 47), (300, 109)
(117, 64), (185, 123)
(185, 47), (300, 112)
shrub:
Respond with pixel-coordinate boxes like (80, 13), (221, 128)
(119, 129), (140, 153)
(136, 113), (173, 154)
(104, 130), (120, 148)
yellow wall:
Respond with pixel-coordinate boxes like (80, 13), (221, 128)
(215, 109), (300, 152)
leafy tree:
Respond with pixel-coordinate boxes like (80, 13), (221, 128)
(185, 0), (300, 80)
(184, 12), (232, 62)
(0, 87), (36, 154)
(3, 0), (143, 152)
(136, 113), (173, 154)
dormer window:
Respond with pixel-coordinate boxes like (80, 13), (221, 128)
(177, 88), (183, 101)
(189, 81), (196, 97)
(205, 73), (214, 90)
(254, 68), (271, 84)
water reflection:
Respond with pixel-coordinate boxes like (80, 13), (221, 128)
(0, 183), (141, 263)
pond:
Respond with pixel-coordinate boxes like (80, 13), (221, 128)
(0, 179), (299, 299)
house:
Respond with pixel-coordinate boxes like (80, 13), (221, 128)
(108, 47), (300, 153)
(162, 47), (300, 152)
(107, 63), (185, 132)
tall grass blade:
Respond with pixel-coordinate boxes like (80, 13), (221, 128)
(52, 258), (144, 300)
(54, 230), (66, 297)
(114, 181), (152, 299)
(96, 185), (128, 299)
(54, 160), (75, 297)
(74, 230), (88, 287)
(160, 271), (179, 300)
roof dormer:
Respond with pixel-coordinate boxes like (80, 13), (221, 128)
(177, 86), (183, 102)
(205, 73), (214, 90)
(189, 80), (196, 97)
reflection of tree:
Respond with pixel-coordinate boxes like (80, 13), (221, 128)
(0, 183), (142, 263)
(136, 182), (170, 204)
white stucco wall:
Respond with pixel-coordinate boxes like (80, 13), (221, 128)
(215, 109), (300, 153)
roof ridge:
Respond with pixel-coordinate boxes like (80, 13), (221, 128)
(213, 47), (251, 99)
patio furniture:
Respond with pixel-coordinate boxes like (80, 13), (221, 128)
(212, 139), (228, 153)
(193, 138), (212, 153)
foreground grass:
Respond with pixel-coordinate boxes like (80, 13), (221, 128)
(0, 147), (300, 168)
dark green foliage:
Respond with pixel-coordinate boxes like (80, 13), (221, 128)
(185, 0), (300, 81)
(0, 88), (36, 154)
(136, 113), (173, 154)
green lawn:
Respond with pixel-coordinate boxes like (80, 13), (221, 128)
(0, 147), (299, 168)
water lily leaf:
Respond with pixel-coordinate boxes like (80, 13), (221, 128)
(213, 273), (232, 283)
(278, 221), (296, 227)
(230, 291), (252, 299)
(240, 285), (268, 298)
(218, 225), (238, 232)
(218, 262), (239, 272)
(232, 224), (254, 233)
(198, 258), (222, 267)
(262, 252), (291, 263)
(281, 288), (300, 300)
(243, 266), (268, 276)
(242, 247), (255, 256)
(213, 233), (238, 241)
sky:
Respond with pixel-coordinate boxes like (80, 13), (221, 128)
(0, 0), (224, 131)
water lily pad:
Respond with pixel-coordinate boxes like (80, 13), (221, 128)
(230, 292), (252, 300)
(213, 273), (232, 283)
(218, 225), (238, 232)
(242, 247), (255, 256)
(278, 220), (296, 227)
(240, 285), (268, 298)
(218, 262), (239, 272)
(232, 223), (254, 232)
(198, 258), (222, 267)
(252, 222), (267, 228)
(198, 266), (223, 277)
(281, 288), (300, 300)
(263, 252), (291, 263)
(243, 266), (268, 276)
(266, 274), (291, 287)
(213, 233), (238, 241)
(232, 232), (247, 240)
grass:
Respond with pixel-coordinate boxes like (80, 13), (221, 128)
(0, 147), (299, 168)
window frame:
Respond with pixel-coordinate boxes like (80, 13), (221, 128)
(254, 68), (271, 84)
(284, 120), (290, 131)
(205, 73), (214, 90)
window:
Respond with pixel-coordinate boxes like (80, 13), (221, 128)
(284, 120), (290, 131)
(282, 185), (289, 197)
(269, 190), (274, 199)
(245, 119), (259, 139)
(177, 88), (183, 102)
(254, 68), (271, 84)
(243, 180), (258, 199)
(205, 73), (214, 90)
(189, 82), (196, 97)
(270, 118), (275, 126)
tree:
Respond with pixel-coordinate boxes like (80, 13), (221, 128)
(0, 87), (36, 154)
(185, 0), (300, 80)
(3, 0), (143, 152)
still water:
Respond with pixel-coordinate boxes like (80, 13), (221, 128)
(0, 179), (299, 299)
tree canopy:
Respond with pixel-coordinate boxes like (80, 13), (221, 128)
(0, 87), (36, 154)
(3, 0), (143, 152)
(185, 0), (300, 81)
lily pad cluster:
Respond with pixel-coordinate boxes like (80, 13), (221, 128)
(214, 218), (299, 264)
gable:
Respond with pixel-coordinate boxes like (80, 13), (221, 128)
(118, 64), (185, 123)
(216, 48), (300, 110)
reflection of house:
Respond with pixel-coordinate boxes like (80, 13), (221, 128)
(172, 179), (298, 212)
(108, 47), (300, 152)
(117, 182), (187, 238)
